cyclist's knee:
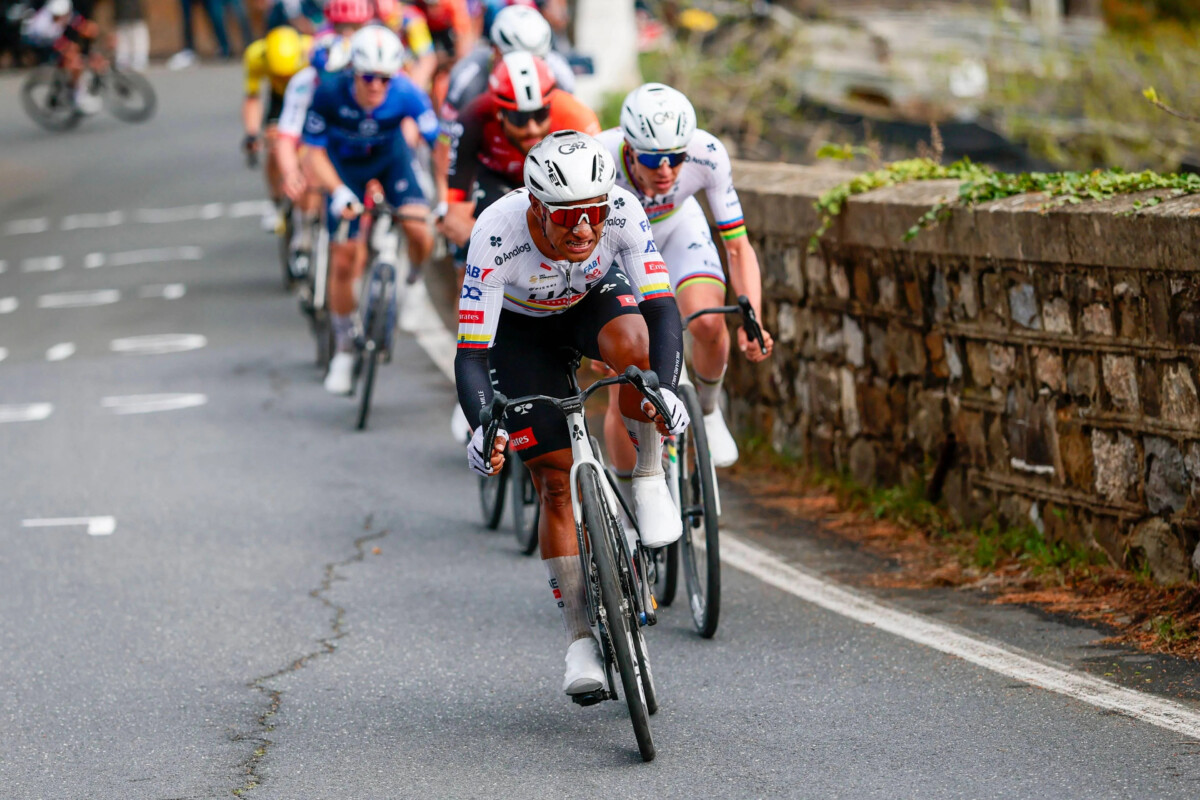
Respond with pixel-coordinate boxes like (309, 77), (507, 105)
(687, 312), (727, 346)
(598, 317), (650, 370)
(532, 465), (571, 509)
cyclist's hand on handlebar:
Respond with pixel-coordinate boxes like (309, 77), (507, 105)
(282, 170), (307, 202)
(468, 425), (508, 477)
(641, 387), (690, 437)
(331, 184), (363, 221)
(738, 325), (774, 363)
(242, 134), (260, 155)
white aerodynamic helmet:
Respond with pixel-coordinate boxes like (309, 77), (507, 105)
(46, 0), (72, 15)
(524, 130), (616, 205)
(490, 5), (552, 58)
(350, 24), (404, 76)
(619, 82), (697, 152)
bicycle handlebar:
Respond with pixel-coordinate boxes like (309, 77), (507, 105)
(477, 365), (671, 470)
(683, 294), (767, 356)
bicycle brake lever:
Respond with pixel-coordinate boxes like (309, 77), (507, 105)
(737, 295), (768, 355)
(623, 367), (670, 423)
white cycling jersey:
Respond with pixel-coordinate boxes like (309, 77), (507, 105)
(456, 186), (672, 351)
(595, 127), (747, 244)
(277, 65), (317, 139)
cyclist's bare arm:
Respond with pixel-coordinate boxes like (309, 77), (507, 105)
(241, 94), (263, 139)
(303, 146), (344, 194)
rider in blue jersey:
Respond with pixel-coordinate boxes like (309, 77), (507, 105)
(302, 25), (437, 394)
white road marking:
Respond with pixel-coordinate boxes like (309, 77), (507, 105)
(0, 403), (53, 422)
(139, 283), (187, 300)
(38, 289), (121, 309)
(3, 218), (49, 235)
(133, 203), (224, 224)
(88, 246), (204, 268)
(404, 280), (456, 382)
(101, 393), (208, 414)
(0, 348), (7, 363)
(61, 210), (125, 230)
(0, 260), (6, 273)
(0, 297), (17, 314)
(720, 534), (1200, 742)
(109, 333), (207, 355)
(21, 255), (63, 272)
(45, 342), (75, 362)
(227, 200), (276, 218)
(22, 516), (115, 536)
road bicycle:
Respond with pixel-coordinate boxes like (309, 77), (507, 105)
(477, 450), (540, 555)
(21, 50), (155, 131)
(479, 359), (670, 762)
(298, 206), (334, 372)
(654, 296), (767, 639)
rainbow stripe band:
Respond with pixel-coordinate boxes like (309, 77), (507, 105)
(717, 216), (747, 241)
(640, 282), (673, 301)
(457, 334), (490, 349)
(676, 273), (726, 293)
(503, 293), (588, 313)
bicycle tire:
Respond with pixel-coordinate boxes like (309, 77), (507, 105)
(314, 313), (333, 371)
(631, 612), (658, 716)
(104, 68), (156, 122)
(510, 457), (539, 554)
(21, 66), (81, 131)
(278, 199), (296, 290)
(355, 346), (378, 430)
(478, 457), (509, 529)
(676, 384), (721, 638)
(653, 539), (679, 608)
(581, 471), (654, 762)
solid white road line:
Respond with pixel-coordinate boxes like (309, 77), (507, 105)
(0, 403), (53, 422)
(3, 218), (49, 235)
(138, 283), (187, 299)
(45, 342), (75, 362)
(403, 280), (456, 382)
(0, 298), (17, 314)
(22, 516), (115, 536)
(719, 534), (1200, 742)
(101, 393), (208, 414)
(21, 255), (63, 273)
(133, 203), (224, 224)
(86, 246), (204, 268)
(109, 333), (207, 355)
(38, 289), (121, 309)
(0, 348), (7, 363)
(61, 211), (125, 230)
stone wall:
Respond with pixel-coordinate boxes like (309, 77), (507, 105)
(725, 160), (1200, 584)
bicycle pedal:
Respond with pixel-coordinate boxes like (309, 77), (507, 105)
(570, 690), (606, 707)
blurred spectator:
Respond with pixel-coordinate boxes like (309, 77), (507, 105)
(168, 0), (252, 67)
(111, 0), (147, 70)
(265, 0), (322, 33)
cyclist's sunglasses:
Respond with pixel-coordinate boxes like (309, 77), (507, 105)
(502, 107), (551, 127)
(634, 149), (687, 169)
(541, 200), (610, 228)
(358, 73), (391, 85)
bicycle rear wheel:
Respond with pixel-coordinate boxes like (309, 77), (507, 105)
(676, 384), (721, 638)
(510, 457), (539, 554)
(104, 68), (156, 122)
(21, 66), (81, 131)
(581, 471), (654, 762)
(478, 457), (509, 530)
(278, 198), (296, 290)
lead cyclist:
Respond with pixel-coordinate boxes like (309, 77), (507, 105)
(457, 131), (688, 697)
(595, 83), (774, 511)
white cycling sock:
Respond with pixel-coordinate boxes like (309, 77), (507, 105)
(545, 555), (591, 643)
(331, 313), (355, 353)
(622, 416), (664, 478)
(695, 367), (726, 416)
(291, 205), (313, 250)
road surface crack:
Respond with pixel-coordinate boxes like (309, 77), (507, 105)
(230, 515), (386, 797)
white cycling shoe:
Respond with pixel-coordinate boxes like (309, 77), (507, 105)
(450, 404), (471, 444)
(704, 409), (739, 468)
(324, 352), (355, 395)
(632, 475), (680, 549)
(563, 636), (606, 696)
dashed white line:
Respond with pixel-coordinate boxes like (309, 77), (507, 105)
(227, 200), (276, 218)
(3, 218), (49, 235)
(109, 333), (207, 355)
(87, 246), (204, 268)
(138, 283), (187, 299)
(0, 298), (17, 314)
(45, 342), (75, 362)
(38, 289), (121, 309)
(21, 255), (63, 273)
(61, 211), (125, 230)
(0, 403), (53, 422)
(22, 516), (115, 536)
(101, 393), (208, 414)
(133, 204), (224, 224)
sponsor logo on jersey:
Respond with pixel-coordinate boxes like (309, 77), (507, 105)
(494, 242), (532, 266)
(617, 294), (637, 307)
(304, 112), (325, 133)
(584, 264), (604, 281)
(687, 242), (704, 250)
(509, 427), (538, 451)
(687, 156), (719, 171)
(606, 216), (626, 229)
(482, 268), (494, 281)
(528, 273), (555, 284)
(461, 285), (482, 301)
(644, 260), (667, 274)
(465, 264), (482, 279)
(459, 309), (484, 324)
(643, 240), (658, 254)
(338, 106), (359, 119)
(358, 118), (379, 136)
(600, 282), (615, 293)
(639, 220), (651, 232)
(538, 262), (553, 271)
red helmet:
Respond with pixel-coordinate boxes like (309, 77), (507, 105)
(324, 0), (373, 25)
(373, 0), (397, 21)
(488, 52), (556, 111)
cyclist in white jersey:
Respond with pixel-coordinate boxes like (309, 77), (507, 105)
(457, 131), (689, 697)
(595, 82), (774, 493)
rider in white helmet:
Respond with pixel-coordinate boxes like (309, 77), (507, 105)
(595, 83), (774, 504)
(456, 130), (688, 700)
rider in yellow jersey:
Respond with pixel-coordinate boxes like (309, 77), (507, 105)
(387, 3), (438, 91)
(242, 26), (314, 230)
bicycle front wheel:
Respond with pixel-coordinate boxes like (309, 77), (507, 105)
(581, 471), (654, 762)
(676, 384), (721, 638)
(355, 344), (378, 430)
(21, 66), (81, 131)
(510, 457), (539, 554)
(104, 68), (156, 122)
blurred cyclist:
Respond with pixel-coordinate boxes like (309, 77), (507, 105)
(22, 0), (102, 114)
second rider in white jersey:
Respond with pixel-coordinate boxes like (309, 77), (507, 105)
(457, 131), (689, 698)
(595, 83), (774, 502)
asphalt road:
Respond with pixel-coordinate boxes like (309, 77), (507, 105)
(2, 66), (1199, 799)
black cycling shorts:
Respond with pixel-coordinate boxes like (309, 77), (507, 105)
(489, 265), (642, 461)
(263, 90), (285, 126)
